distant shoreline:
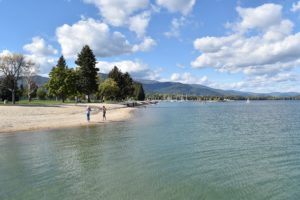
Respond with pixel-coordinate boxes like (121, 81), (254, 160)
(0, 103), (136, 134)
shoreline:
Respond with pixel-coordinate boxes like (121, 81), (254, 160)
(0, 103), (136, 134)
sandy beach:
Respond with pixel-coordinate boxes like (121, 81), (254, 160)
(0, 103), (135, 133)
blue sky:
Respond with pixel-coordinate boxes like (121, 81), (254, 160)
(1, 0), (300, 93)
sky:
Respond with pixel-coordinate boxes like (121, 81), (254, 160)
(1, 0), (300, 93)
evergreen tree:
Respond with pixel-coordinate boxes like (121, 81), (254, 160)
(108, 66), (134, 100)
(47, 56), (69, 102)
(75, 45), (99, 102)
(122, 72), (134, 99)
(108, 66), (122, 99)
(133, 83), (145, 100)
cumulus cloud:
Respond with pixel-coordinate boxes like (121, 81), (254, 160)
(97, 60), (161, 80)
(192, 3), (300, 78)
(291, 1), (300, 12)
(56, 18), (156, 58)
(1, 45), (57, 75)
(164, 16), (187, 38)
(132, 37), (156, 52)
(129, 11), (151, 38)
(23, 37), (58, 56)
(235, 4), (283, 31)
(210, 73), (300, 93)
(156, 0), (196, 15)
(23, 37), (58, 74)
(24, 55), (56, 74)
(56, 18), (134, 58)
(170, 72), (209, 85)
(0, 49), (12, 57)
(83, 0), (150, 36)
(82, 0), (197, 37)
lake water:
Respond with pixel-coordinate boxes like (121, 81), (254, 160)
(0, 101), (300, 200)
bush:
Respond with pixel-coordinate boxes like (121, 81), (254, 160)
(36, 87), (47, 100)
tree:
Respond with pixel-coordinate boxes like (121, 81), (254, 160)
(75, 45), (99, 102)
(133, 83), (145, 100)
(108, 66), (134, 100)
(98, 78), (120, 101)
(108, 66), (122, 84)
(0, 76), (14, 101)
(36, 86), (47, 100)
(23, 61), (38, 102)
(47, 56), (70, 102)
(0, 54), (31, 104)
(64, 68), (80, 99)
(122, 72), (134, 99)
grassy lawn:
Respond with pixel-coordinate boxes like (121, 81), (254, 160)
(0, 99), (74, 106)
(0, 99), (107, 106)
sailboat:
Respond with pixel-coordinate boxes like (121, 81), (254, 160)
(246, 98), (250, 103)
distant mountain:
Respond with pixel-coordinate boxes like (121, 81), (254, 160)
(23, 75), (300, 97)
(19, 75), (49, 87)
(99, 73), (108, 80)
(138, 79), (300, 97)
(142, 81), (222, 96)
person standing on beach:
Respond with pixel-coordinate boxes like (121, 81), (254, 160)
(102, 106), (106, 121)
(86, 106), (91, 122)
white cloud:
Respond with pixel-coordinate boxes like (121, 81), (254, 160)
(56, 18), (132, 58)
(23, 37), (58, 74)
(97, 60), (161, 80)
(129, 11), (151, 38)
(164, 16), (187, 38)
(83, 0), (150, 36)
(132, 37), (156, 52)
(291, 1), (300, 12)
(192, 3), (300, 78)
(210, 73), (300, 93)
(56, 18), (156, 58)
(170, 72), (209, 85)
(23, 37), (58, 56)
(235, 4), (283, 31)
(25, 55), (56, 74)
(156, 0), (196, 15)
(1, 47), (56, 75)
(0, 49), (12, 57)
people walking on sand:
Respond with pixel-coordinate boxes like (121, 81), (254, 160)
(86, 106), (91, 122)
(102, 106), (106, 121)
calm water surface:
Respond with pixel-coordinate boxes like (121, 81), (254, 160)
(0, 101), (300, 200)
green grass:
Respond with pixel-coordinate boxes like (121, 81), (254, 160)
(0, 99), (107, 106)
(0, 99), (74, 106)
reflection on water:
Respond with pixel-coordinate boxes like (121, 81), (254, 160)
(0, 101), (300, 200)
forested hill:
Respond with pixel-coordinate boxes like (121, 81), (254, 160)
(29, 75), (300, 97)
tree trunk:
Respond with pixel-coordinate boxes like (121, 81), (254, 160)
(87, 94), (91, 103)
(12, 90), (15, 104)
(28, 94), (32, 102)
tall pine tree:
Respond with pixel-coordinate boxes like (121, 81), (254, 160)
(108, 66), (134, 100)
(75, 45), (99, 102)
(47, 56), (69, 102)
(133, 83), (145, 100)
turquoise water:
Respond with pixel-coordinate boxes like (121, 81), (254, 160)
(0, 101), (300, 200)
